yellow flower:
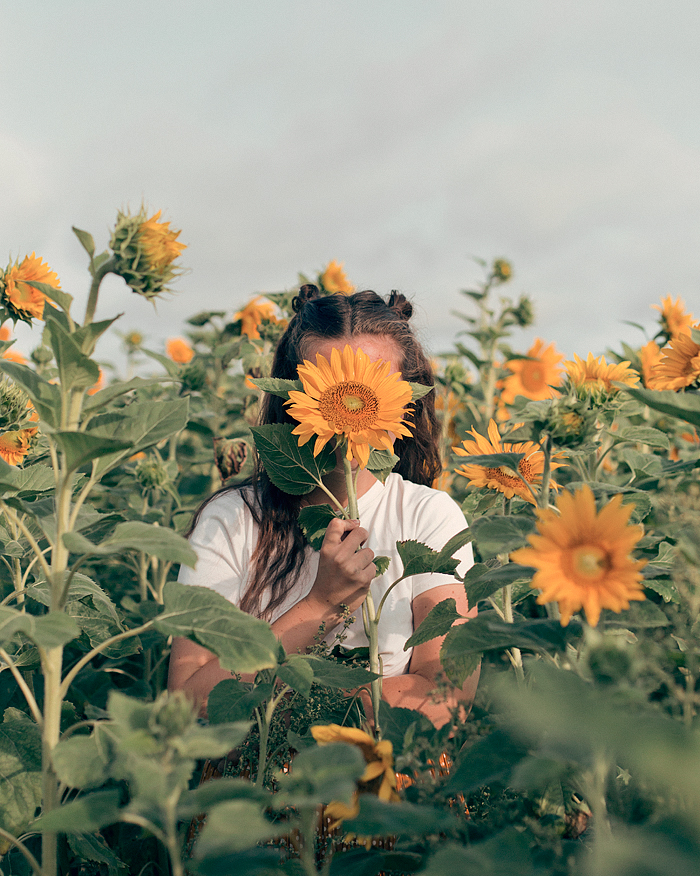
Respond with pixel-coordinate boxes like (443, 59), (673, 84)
(0, 253), (61, 323)
(639, 340), (664, 389)
(500, 339), (564, 405)
(320, 260), (354, 294)
(492, 258), (512, 282)
(453, 419), (564, 505)
(0, 427), (39, 465)
(511, 485), (646, 627)
(125, 330), (143, 348)
(286, 345), (413, 468)
(233, 296), (278, 340)
(166, 337), (194, 364)
(564, 353), (640, 395)
(110, 208), (185, 301)
(311, 724), (400, 828)
(649, 328), (700, 391)
(652, 295), (693, 338)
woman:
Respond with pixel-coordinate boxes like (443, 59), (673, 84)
(168, 286), (479, 728)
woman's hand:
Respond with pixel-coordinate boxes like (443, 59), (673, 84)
(305, 517), (376, 618)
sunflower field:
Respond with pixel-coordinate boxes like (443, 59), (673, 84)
(0, 211), (699, 876)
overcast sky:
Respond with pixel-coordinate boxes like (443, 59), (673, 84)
(2, 1), (699, 373)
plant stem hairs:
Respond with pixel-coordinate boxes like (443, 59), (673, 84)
(201, 286), (440, 620)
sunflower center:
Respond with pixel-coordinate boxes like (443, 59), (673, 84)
(319, 381), (380, 430)
(521, 362), (545, 392)
(485, 466), (522, 489)
(570, 545), (609, 582)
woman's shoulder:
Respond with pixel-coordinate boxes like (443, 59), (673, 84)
(382, 472), (462, 513)
(190, 486), (257, 533)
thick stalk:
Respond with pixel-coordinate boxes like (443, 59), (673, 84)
(83, 255), (117, 325)
(538, 435), (552, 509)
(502, 584), (525, 684)
(364, 592), (382, 737)
(40, 645), (64, 876)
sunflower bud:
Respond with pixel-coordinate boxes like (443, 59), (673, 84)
(533, 396), (599, 448)
(124, 330), (143, 352)
(179, 361), (207, 394)
(110, 208), (185, 302)
(214, 437), (249, 481)
(135, 457), (169, 490)
(510, 295), (535, 328)
(491, 258), (513, 283)
(0, 378), (31, 430)
(148, 691), (195, 740)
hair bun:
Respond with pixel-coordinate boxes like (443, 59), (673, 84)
(387, 291), (413, 321)
(292, 284), (320, 313)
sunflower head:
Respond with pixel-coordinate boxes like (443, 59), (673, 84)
(319, 260), (354, 294)
(286, 344), (413, 468)
(453, 419), (566, 505)
(652, 295), (693, 340)
(166, 337), (194, 364)
(564, 353), (639, 400)
(0, 253), (61, 324)
(233, 296), (279, 340)
(648, 327), (700, 391)
(510, 484), (646, 627)
(0, 426), (39, 466)
(491, 258), (513, 282)
(110, 208), (185, 302)
(500, 338), (564, 406)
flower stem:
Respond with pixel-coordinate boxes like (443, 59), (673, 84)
(83, 255), (116, 326)
(538, 434), (552, 509)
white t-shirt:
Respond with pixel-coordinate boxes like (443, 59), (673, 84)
(178, 473), (473, 676)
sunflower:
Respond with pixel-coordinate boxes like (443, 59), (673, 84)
(319, 260), (354, 294)
(311, 724), (399, 827)
(500, 338), (563, 405)
(110, 208), (185, 302)
(286, 345), (413, 468)
(564, 353), (639, 396)
(0, 427), (39, 465)
(649, 328), (700, 390)
(0, 254), (61, 323)
(639, 340), (664, 388)
(233, 296), (278, 340)
(166, 337), (194, 364)
(138, 211), (186, 272)
(652, 295), (693, 339)
(510, 485), (646, 627)
(453, 419), (565, 505)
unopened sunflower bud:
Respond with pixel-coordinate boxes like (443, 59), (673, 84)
(511, 295), (535, 328)
(492, 258), (513, 282)
(214, 437), (249, 481)
(31, 345), (54, 366)
(110, 208), (185, 302)
(135, 457), (169, 490)
(149, 691), (195, 739)
(179, 361), (207, 394)
(0, 378), (31, 430)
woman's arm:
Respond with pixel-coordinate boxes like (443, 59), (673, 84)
(380, 582), (479, 728)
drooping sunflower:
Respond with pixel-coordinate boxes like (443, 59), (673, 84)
(166, 337), (194, 364)
(453, 419), (565, 505)
(110, 208), (186, 301)
(500, 338), (564, 405)
(511, 484), (646, 627)
(0, 427), (39, 466)
(649, 328), (700, 391)
(311, 724), (399, 827)
(652, 295), (693, 339)
(233, 296), (279, 340)
(564, 353), (639, 396)
(286, 345), (413, 468)
(319, 260), (354, 294)
(0, 254), (61, 323)
(639, 340), (664, 389)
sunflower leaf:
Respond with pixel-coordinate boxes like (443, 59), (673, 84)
(298, 504), (338, 550)
(373, 555), (391, 577)
(623, 387), (700, 430)
(249, 377), (303, 398)
(396, 540), (460, 578)
(469, 515), (537, 559)
(457, 452), (525, 472)
(71, 226), (95, 258)
(251, 424), (337, 495)
(463, 562), (537, 605)
(405, 598), (463, 648)
(24, 280), (73, 315)
(367, 447), (399, 483)
(409, 382), (434, 401)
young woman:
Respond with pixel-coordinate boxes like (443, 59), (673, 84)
(168, 286), (479, 728)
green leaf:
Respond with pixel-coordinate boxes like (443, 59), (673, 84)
(0, 708), (42, 837)
(275, 743), (364, 808)
(396, 539), (460, 578)
(616, 426), (670, 449)
(347, 795), (452, 838)
(52, 431), (132, 474)
(82, 376), (168, 413)
(470, 515), (537, 559)
(72, 225), (95, 258)
(194, 799), (287, 858)
(463, 562), (536, 605)
(373, 554), (391, 577)
(409, 382), (434, 401)
(298, 503), (337, 550)
(67, 833), (128, 876)
(178, 777), (271, 820)
(443, 729), (528, 794)
(0, 460), (55, 497)
(458, 451), (525, 472)
(251, 423), (337, 495)
(421, 831), (535, 876)
(0, 359), (61, 426)
(207, 679), (273, 725)
(249, 377), (303, 398)
(377, 701), (435, 756)
(606, 600), (671, 628)
(35, 789), (122, 833)
(71, 316), (121, 356)
(304, 655), (379, 688)
(178, 722), (251, 760)
(277, 654), (314, 697)
(158, 582), (279, 675)
(367, 447), (400, 484)
(46, 317), (100, 390)
(0, 607), (79, 648)
(53, 732), (110, 790)
(25, 279), (73, 315)
(624, 386), (700, 429)
(64, 520), (197, 568)
(405, 598), (463, 648)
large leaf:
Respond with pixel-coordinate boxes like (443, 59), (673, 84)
(443, 729), (528, 794)
(52, 732), (110, 790)
(405, 598), (463, 648)
(347, 796), (453, 838)
(194, 799), (287, 857)
(469, 515), (537, 559)
(158, 582), (279, 675)
(624, 386), (700, 429)
(421, 831), (535, 876)
(249, 377), (302, 398)
(207, 679), (274, 725)
(0, 708), (42, 837)
(52, 431), (132, 475)
(25, 279), (74, 315)
(64, 520), (197, 568)
(0, 360), (61, 426)
(0, 607), (80, 648)
(47, 317), (100, 390)
(178, 777), (271, 820)
(275, 743), (365, 808)
(298, 504), (337, 550)
(82, 376), (168, 413)
(251, 423), (337, 495)
(463, 562), (537, 606)
(367, 447), (400, 484)
(0, 460), (55, 497)
(395, 539), (460, 579)
(34, 789), (122, 833)
(304, 654), (379, 688)
(277, 654), (314, 697)
(71, 316), (121, 357)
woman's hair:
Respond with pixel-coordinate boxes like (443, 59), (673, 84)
(218, 286), (440, 620)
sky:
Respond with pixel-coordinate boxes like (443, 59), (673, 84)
(1, 1), (699, 374)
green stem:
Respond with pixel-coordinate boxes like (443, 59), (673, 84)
(365, 591), (382, 738)
(0, 647), (43, 726)
(84, 255), (117, 326)
(538, 434), (552, 509)
(40, 645), (64, 876)
(342, 455), (358, 519)
(502, 584), (525, 684)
